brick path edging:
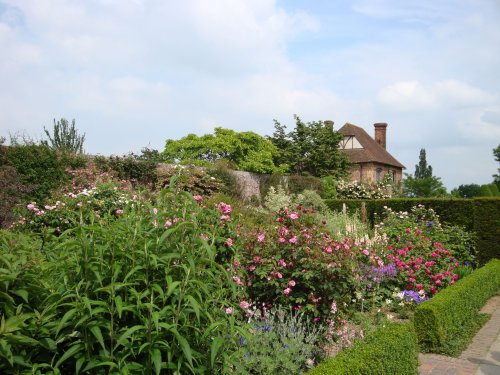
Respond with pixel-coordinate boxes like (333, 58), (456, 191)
(418, 296), (500, 375)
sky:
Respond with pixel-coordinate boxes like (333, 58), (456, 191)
(1, 0), (499, 189)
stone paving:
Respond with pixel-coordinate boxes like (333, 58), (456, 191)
(419, 296), (500, 375)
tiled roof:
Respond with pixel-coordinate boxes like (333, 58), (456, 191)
(338, 123), (405, 169)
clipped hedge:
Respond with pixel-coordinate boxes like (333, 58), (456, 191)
(324, 198), (500, 264)
(473, 199), (500, 264)
(307, 322), (418, 375)
(414, 259), (500, 354)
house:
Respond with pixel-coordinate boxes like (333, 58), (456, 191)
(334, 122), (405, 183)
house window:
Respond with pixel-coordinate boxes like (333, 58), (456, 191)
(376, 168), (382, 181)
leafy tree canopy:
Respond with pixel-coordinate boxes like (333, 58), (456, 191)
(268, 115), (350, 178)
(161, 127), (282, 174)
(455, 184), (482, 198)
(493, 144), (500, 187)
(404, 148), (447, 197)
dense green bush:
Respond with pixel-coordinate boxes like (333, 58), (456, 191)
(473, 199), (500, 264)
(307, 322), (418, 375)
(94, 154), (158, 188)
(1, 144), (86, 203)
(1, 188), (242, 374)
(414, 259), (500, 355)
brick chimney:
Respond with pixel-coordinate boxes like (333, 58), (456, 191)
(374, 123), (387, 149)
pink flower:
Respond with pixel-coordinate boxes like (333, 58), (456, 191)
(325, 247), (332, 253)
(313, 317), (320, 322)
(284, 288), (291, 295)
(164, 220), (172, 228)
(276, 272), (283, 279)
(289, 213), (299, 220)
(26, 203), (35, 210)
(225, 307), (233, 315)
(278, 259), (287, 267)
(289, 280), (296, 287)
(232, 276), (243, 286)
(153, 208), (158, 214)
(193, 195), (203, 203)
(217, 202), (232, 215)
(257, 233), (265, 242)
(116, 209), (124, 214)
(240, 301), (250, 309)
(279, 237), (286, 243)
(249, 265), (256, 271)
(226, 238), (233, 247)
(253, 256), (261, 263)
(362, 249), (369, 256)
(289, 236), (297, 244)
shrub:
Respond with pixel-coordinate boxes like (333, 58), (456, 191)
(336, 180), (391, 200)
(234, 206), (384, 320)
(230, 306), (322, 374)
(94, 154), (158, 188)
(155, 165), (224, 196)
(414, 259), (500, 355)
(307, 322), (418, 375)
(2, 144), (85, 204)
(1, 188), (242, 373)
(376, 204), (476, 265)
(473, 198), (500, 264)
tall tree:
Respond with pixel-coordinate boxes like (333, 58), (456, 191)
(404, 148), (447, 197)
(493, 144), (500, 188)
(43, 118), (85, 154)
(268, 115), (349, 178)
(456, 184), (481, 198)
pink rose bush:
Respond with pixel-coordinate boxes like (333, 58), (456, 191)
(232, 206), (382, 319)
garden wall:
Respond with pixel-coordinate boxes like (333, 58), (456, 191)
(325, 198), (500, 264)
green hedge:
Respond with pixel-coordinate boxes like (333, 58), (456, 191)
(414, 259), (500, 354)
(473, 199), (500, 264)
(324, 198), (500, 264)
(307, 322), (418, 375)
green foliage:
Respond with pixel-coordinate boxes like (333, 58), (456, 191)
(493, 144), (500, 185)
(404, 148), (447, 197)
(287, 175), (323, 195)
(414, 259), (500, 355)
(156, 165), (225, 197)
(1, 187), (242, 373)
(1, 143), (86, 206)
(162, 127), (281, 174)
(43, 118), (85, 154)
(473, 198), (500, 264)
(230, 307), (322, 374)
(375, 204), (476, 266)
(456, 184), (481, 198)
(321, 176), (337, 199)
(479, 184), (493, 197)
(94, 154), (158, 188)
(307, 322), (419, 375)
(269, 116), (350, 177)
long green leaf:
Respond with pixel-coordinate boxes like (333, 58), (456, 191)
(151, 348), (162, 375)
(210, 336), (224, 368)
(172, 329), (193, 368)
(114, 325), (145, 350)
(54, 343), (82, 369)
(89, 325), (106, 353)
